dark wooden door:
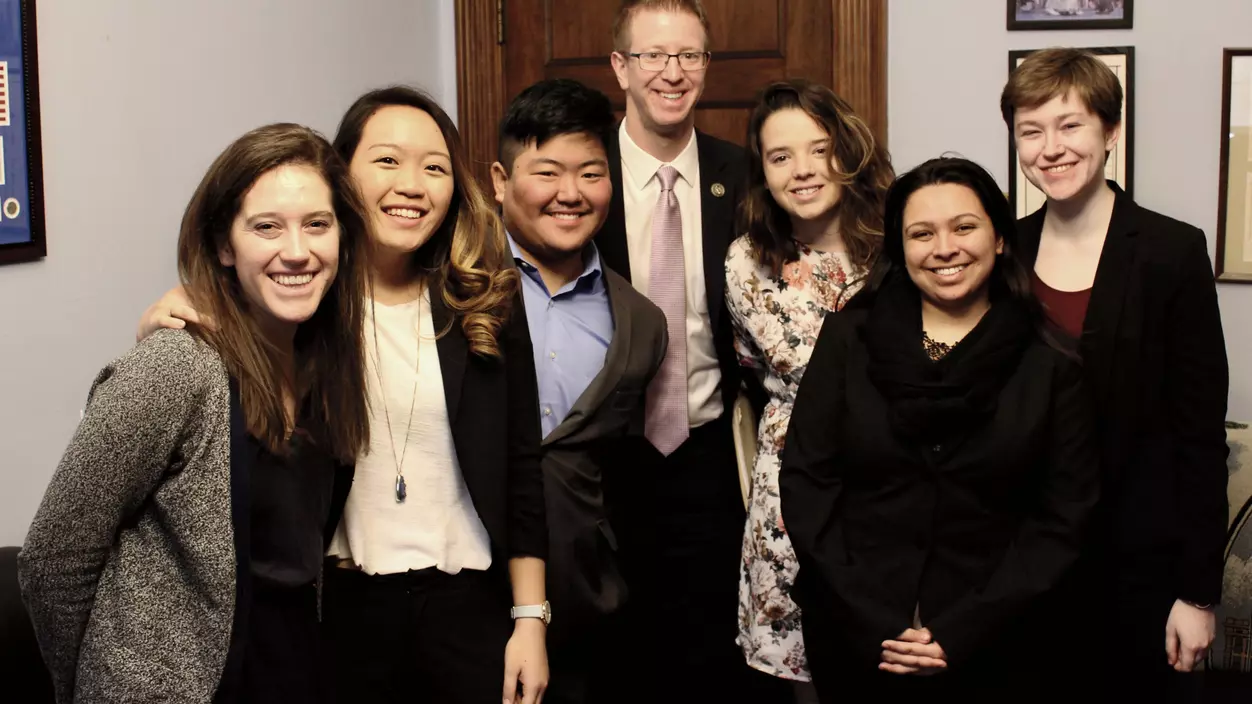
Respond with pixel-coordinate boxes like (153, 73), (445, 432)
(456, 0), (886, 189)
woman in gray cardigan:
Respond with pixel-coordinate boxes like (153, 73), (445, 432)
(18, 124), (374, 703)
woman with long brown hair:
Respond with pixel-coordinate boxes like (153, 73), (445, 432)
(136, 87), (550, 704)
(725, 78), (893, 700)
(19, 123), (373, 703)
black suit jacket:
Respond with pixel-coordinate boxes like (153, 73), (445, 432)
(781, 307), (1099, 669)
(429, 287), (548, 581)
(540, 267), (668, 646)
(598, 127), (748, 418)
(1017, 182), (1229, 605)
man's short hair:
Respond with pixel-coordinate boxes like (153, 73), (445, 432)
(611, 0), (710, 53)
(497, 79), (616, 172)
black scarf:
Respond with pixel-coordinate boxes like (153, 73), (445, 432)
(863, 276), (1034, 447)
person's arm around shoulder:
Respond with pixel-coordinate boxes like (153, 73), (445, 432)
(135, 285), (214, 341)
(500, 296), (549, 704)
(924, 350), (1100, 666)
(1163, 225), (1229, 671)
(18, 329), (218, 703)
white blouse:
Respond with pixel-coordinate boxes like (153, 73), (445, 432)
(327, 291), (492, 575)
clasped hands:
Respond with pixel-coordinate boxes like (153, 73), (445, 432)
(880, 627), (947, 676)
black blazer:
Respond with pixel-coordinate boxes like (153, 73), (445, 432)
(540, 267), (668, 646)
(780, 307), (1099, 669)
(429, 287), (548, 576)
(598, 127), (748, 418)
(1018, 183), (1229, 606)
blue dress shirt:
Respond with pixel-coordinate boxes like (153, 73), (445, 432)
(508, 235), (614, 437)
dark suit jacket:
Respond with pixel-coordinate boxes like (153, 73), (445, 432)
(1017, 182), (1230, 606)
(598, 127), (748, 418)
(540, 267), (667, 646)
(429, 286), (548, 581)
(781, 307), (1099, 669)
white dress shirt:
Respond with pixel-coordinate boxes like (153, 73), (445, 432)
(327, 291), (493, 575)
(618, 121), (722, 428)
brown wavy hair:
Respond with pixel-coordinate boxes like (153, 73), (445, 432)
(740, 79), (894, 280)
(177, 123), (371, 462)
(333, 86), (517, 358)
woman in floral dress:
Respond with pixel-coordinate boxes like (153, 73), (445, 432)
(726, 79), (894, 697)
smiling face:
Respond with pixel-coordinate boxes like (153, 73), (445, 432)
(492, 132), (612, 265)
(610, 8), (708, 136)
(348, 105), (455, 256)
(1013, 89), (1120, 204)
(220, 164), (340, 341)
(760, 108), (843, 227)
(902, 183), (1003, 314)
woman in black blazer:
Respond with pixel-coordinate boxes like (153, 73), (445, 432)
(780, 157), (1099, 699)
(135, 88), (549, 704)
(1003, 48), (1229, 697)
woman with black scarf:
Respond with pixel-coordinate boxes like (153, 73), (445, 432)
(780, 157), (1099, 699)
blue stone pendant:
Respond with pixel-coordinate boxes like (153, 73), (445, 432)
(395, 474), (407, 503)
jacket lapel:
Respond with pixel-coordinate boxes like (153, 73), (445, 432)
(429, 287), (467, 425)
(1019, 181), (1139, 388)
(599, 126), (632, 281)
(1079, 184), (1139, 386)
(697, 131), (733, 333)
(543, 271), (632, 446)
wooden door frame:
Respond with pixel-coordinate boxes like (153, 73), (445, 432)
(454, 0), (887, 187)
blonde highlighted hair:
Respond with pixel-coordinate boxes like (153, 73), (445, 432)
(333, 86), (518, 358)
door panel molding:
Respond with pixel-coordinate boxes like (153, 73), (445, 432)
(455, 0), (887, 189)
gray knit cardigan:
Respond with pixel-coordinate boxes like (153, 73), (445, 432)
(19, 329), (239, 703)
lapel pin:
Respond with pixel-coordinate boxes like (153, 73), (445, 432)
(711, 182), (726, 197)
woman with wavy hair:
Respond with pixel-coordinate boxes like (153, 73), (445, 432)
(21, 123), (373, 703)
(725, 78), (893, 700)
(137, 87), (549, 704)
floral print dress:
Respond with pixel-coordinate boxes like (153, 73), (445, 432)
(725, 234), (864, 681)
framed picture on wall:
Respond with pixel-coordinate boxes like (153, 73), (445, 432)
(1214, 49), (1252, 283)
(1006, 46), (1134, 220)
(1007, 0), (1133, 31)
(0, 0), (45, 265)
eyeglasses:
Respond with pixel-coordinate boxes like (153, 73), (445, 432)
(625, 51), (710, 72)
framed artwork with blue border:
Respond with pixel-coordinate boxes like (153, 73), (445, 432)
(0, 0), (45, 265)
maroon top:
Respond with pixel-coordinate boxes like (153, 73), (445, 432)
(1032, 272), (1092, 340)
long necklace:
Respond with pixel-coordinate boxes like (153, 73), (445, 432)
(370, 292), (422, 503)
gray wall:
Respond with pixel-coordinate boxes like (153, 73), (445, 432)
(0, 0), (457, 545)
(890, 0), (1252, 418)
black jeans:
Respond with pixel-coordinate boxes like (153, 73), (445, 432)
(321, 564), (512, 704)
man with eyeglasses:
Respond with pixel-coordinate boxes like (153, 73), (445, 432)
(595, 2), (777, 702)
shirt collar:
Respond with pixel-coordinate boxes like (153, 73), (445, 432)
(506, 232), (603, 291)
(618, 120), (699, 189)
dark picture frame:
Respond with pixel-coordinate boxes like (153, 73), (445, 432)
(1007, 0), (1133, 31)
(1214, 49), (1252, 283)
(1006, 46), (1134, 219)
(0, 0), (46, 265)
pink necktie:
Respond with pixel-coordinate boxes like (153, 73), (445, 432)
(644, 165), (690, 456)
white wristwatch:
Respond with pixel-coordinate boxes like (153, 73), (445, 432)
(510, 600), (552, 626)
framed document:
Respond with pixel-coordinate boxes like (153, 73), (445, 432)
(0, 0), (45, 265)
(1007, 46), (1134, 220)
(1215, 49), (1252, 283)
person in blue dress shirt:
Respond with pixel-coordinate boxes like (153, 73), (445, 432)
(489, 78), (669, 704)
